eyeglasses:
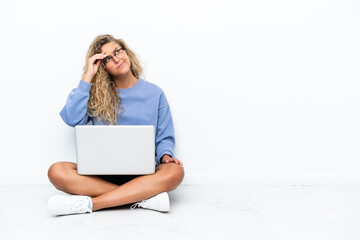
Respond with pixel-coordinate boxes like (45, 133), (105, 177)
(102, 47), (125, 67)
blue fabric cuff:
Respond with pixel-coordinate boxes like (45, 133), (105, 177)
(78, 80), (92, 92)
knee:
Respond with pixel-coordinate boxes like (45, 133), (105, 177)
(161, 164), (185, 192)
(48, 162), (72, 186)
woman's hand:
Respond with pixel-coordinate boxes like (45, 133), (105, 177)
(83, 53), (108, 83)
(161, 154), (183, 167)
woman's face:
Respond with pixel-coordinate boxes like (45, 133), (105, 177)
(101, 41), (132, 77)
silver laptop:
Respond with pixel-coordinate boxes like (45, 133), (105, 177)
(75, 125), (155, 175)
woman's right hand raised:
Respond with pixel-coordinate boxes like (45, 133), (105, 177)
(83, 53), (108, 83)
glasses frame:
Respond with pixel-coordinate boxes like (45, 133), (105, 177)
(102, 47), (125, 67)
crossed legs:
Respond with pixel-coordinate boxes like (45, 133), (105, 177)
(47, 161), (184, 211)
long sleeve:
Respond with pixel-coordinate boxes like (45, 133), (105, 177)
(60, 80), (92, 127)
(155, 92), (175, 165)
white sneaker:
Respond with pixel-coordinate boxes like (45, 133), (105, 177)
(47, 194), (93, 216)
(130, 192), (170, 212)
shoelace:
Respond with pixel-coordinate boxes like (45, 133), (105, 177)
(130, 200), (151, 210)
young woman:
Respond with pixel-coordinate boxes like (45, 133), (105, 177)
(47, 34), (184, 216)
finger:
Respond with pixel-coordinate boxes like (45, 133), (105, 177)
(178, 160), (183, 167)
(163, 158), (182, 165)
(167, 159), (183, 167)
(163, 157), (173, 163)
(173, 158), (181, 165)
(89, 53), (107, 65)
(94, 52), (108, 59)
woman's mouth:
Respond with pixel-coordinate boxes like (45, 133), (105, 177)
(117, 62), (124, 69)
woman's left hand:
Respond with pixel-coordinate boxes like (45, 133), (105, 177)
(162, 155), (183, 167)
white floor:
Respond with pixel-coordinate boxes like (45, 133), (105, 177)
(1, 184), (359, 240)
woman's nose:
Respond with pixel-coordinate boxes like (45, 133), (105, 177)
(112, 55), (120, 63)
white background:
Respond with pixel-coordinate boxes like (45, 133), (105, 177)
(0, 0), (359, 185)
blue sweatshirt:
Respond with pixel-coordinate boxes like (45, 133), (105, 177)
(60, 78), (175, 165)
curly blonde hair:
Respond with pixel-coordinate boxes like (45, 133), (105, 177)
(82, 34), (143, 124)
